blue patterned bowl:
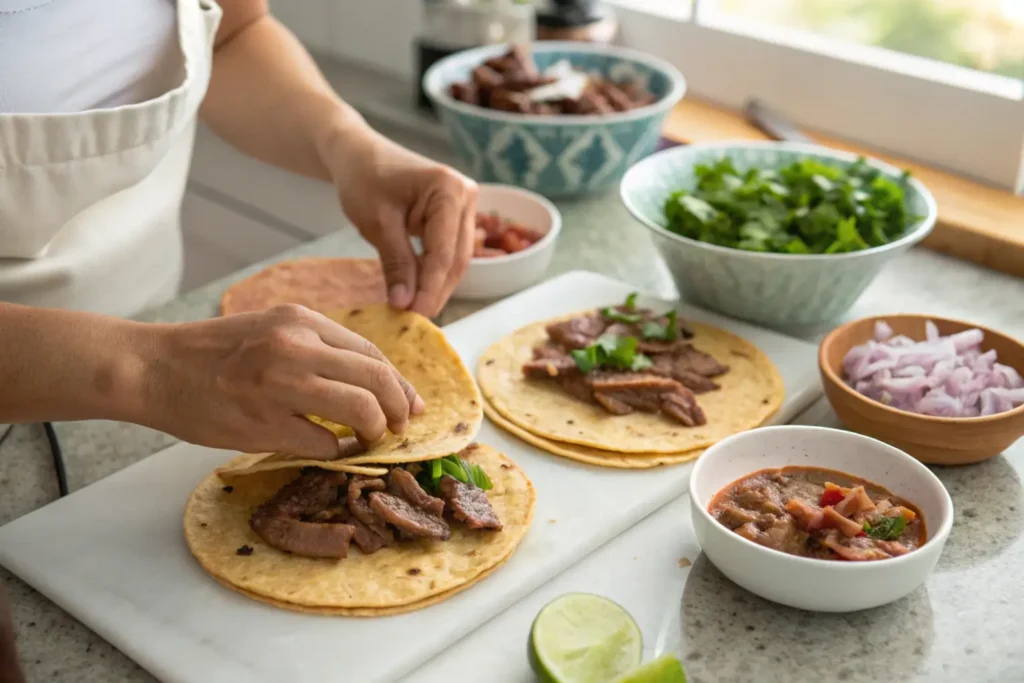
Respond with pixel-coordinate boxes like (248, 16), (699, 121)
(620, 141), (938, 328)
(423, 42), (686, 198)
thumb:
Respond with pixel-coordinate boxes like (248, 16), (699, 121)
(273, 417), (345, 460)
(375, 209), (418, 310)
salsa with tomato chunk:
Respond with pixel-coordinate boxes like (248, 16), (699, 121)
(474, 212), (545, 258)
(708, 466), (926, 561)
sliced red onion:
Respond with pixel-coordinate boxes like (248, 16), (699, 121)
(843, 319), (1024, 418)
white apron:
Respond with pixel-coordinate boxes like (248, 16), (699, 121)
(0, 0), (221, 317)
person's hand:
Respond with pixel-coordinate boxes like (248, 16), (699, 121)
(133, 305), (424, 459)
(324, 129), (478, 318)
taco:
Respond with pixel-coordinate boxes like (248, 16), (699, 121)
(184, 443), (535, 615)
(257, 304), (483, 466)
(477, 294), (784, 455)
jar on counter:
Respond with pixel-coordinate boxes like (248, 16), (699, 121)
(535, 0), (618, 43)
(416, 0), (535, 111)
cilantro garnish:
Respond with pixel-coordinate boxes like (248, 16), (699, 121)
(571, 334), (653, 373)
(863, 514), (907, 541)
(663, 157), (917, 254)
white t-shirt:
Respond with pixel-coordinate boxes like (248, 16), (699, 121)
(0, 0), (180, 114)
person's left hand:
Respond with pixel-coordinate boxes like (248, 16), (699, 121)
(324, 129), (478, 318)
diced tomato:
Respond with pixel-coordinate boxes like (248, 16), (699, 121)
(506, 223), (545, 245)
(499, 230), (531, 254)
(474, 246), (508, 259)
(819, 488), (845, 507)
(857, 531), (867, 538)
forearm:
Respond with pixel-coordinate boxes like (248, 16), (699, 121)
(199, 9), (375, 181)
(0, 305), (156, 424)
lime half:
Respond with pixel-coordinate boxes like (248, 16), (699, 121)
(528, 593), (642, 683)
(612, 655), (688, 683)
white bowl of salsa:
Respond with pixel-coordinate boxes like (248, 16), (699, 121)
(453, 183), (562, 301)
(689, 425), (954, 612)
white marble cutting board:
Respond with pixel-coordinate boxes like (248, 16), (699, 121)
(0, 271), (822, 683)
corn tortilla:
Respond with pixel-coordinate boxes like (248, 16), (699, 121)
(184, 444), (535, 610)
(211, 553), (508, 617)
(482, 397), (703, 468)
(256, 304), (483, 466)
(220, 258), (387, 316)
(477, 316), (784, 454)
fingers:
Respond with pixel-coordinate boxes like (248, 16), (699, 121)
(289, 380), (389, 444)
(314, 350), (412, 435)
(283, 306), (424, 414)
(271, 416), (347, 460)
(411, 176), (477, 317)
(375, 205), (418, 310)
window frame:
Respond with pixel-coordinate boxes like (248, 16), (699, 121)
(284, 0), (1024, 192)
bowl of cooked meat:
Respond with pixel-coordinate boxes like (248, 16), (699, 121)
(820, 314), (1024, 465)
(453, 183), (562, 300)
(423, 42), (686, 198)
(689, 425), (954, 612)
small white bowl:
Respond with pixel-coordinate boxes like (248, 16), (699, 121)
(453, 184), (562, 300)
(689, 425), (953, 613)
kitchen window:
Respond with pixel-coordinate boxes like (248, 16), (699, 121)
(292, 0), (1024, 192)
(610, 0), (1024, 190)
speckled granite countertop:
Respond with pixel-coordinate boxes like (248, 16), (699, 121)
(2, 188), (1022, 681)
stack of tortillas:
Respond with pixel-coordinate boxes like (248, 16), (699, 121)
(220, 258), (388, 315)
(475, 313), (786, 469)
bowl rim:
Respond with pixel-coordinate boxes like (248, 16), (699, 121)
(819, 313), (1024, 425)
(619, 140), (939, 262)
(422, 40), (688, 125)
(690, 425), (954, 571)
(470, 183), (563, 265)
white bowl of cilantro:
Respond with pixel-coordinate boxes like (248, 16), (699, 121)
(620, 141), (937, 327)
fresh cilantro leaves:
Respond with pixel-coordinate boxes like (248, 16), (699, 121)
(663, 156), (916, 255)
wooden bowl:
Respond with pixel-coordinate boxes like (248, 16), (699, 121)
(819, 314), (1024, 465)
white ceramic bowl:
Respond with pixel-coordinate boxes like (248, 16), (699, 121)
(689, 425), (954, 613)
(453, 184), (562, 301)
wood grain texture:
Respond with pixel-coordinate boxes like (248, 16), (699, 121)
(818, 315), (1024, 465)
(663, 99), (1024, 278)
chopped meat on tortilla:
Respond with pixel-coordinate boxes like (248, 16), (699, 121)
(438, 476), (502, 530)
(388, 468), (446, 517)
(368, 492), (452, 540)
(544, 316), (607, 349)
(250, 514), (355, 558)
(590, 373), (707, 426)
(349, 519), (387, 555)
(347, 478), (394, 544)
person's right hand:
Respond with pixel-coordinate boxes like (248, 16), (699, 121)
(135, 304), (424, 459)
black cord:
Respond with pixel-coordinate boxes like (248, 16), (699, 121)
(42, 422), (69, 498)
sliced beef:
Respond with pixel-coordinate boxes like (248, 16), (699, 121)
(388, 468), (446, 517)
(259, 469), (348, 518)
(650, 356), (720, 393)
(368, 492), (451, 541)
(558, 374), (597, 404)
(307, 505), (349, 523)
(594, 392), (634, 415)
(664, 344), (729, 377)
(347, 478), (394, 544)
(438, 476), (502, 530)
(349, 519), (387, 555)
(661, 389), (707, 427)
(250, 514), (355, 559)
(523, 354), (578, 378)
(545, 315), (607, 349)
(591, 373), (671, 413)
